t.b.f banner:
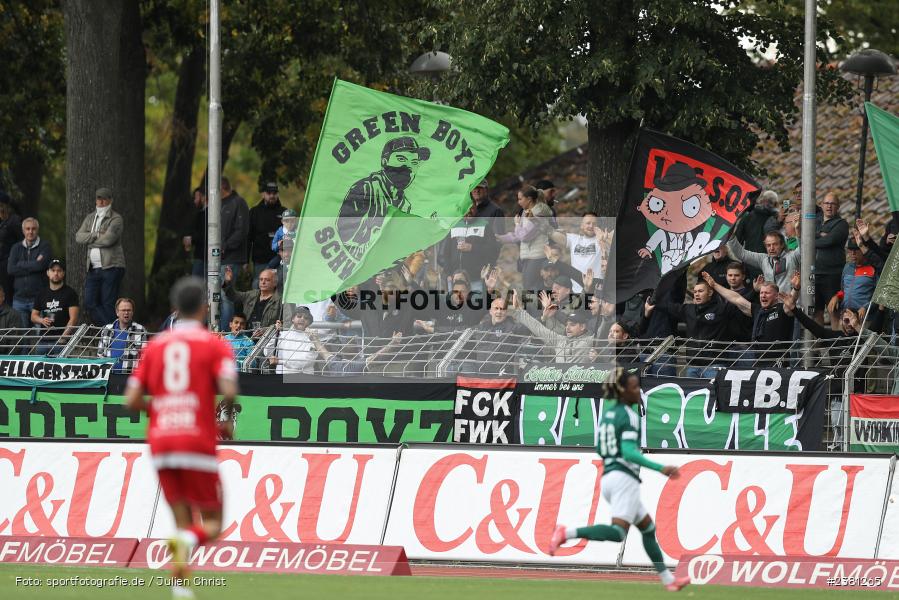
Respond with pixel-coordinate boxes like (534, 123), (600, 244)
(608, 129), (760, 302)
(284, 79), (510, 304)
(850, 394), (899, 453)
(713, 368), (826, 414)
(0, 356), (114, 388)
(454, 376), (518, 444)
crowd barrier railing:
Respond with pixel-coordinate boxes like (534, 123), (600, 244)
(2, 324), (895, 453)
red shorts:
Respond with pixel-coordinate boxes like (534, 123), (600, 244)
(157, 468), (222, 511)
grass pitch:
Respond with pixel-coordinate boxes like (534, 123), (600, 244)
(0, 564), (881, 599)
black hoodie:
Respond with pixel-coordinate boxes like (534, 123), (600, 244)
(247, 199), (284, 264)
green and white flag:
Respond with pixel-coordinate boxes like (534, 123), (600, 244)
(284, 80), (509, 304)
(867, 102), (899, 311)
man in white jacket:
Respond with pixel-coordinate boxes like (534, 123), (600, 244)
(265, 306), (316, 374)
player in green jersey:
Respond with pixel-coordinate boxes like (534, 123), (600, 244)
(548, 367), (690, 592)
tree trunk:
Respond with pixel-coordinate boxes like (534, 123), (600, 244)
(11, 151), (44, 218)
(64, 0), (145, 317)
(587, 119), (639, 218)
(221, 116), (241, 175)
(147, 46), (205, 317)
(197, 117), (242, 194)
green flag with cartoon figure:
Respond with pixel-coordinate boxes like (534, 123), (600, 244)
(284, 80), (509, 304)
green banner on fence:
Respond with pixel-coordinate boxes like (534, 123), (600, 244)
(236, 396), (452, 442)
(518, 376), (826, 451)
(0, 374), (825, 450)
(0, 392), (453, 443)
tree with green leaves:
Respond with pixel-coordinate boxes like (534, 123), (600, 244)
(0, 0), (65, 217)
(416, 0), (851, 217)
(749, 0), (898, 57)
(143, 0), (433, 316)
(822, 0), (898, 57)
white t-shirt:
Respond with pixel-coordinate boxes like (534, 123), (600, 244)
(566, 233), (603, 292)
(266, 328), (315, 374)
(89, 207), (112, 269)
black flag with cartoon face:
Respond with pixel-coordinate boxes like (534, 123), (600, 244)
(606, 130), (760, 304)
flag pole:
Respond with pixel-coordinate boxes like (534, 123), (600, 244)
(207, 0), (223, 330)
(799, 0), (818, 354)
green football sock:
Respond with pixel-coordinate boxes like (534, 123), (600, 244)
(640, 522), (667, 574)
(574, 524), (625, 542)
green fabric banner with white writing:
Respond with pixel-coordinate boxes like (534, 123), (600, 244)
(284, 79), (509, 304)
(0, 356), (114, 388)
(518, 376), (826, 451)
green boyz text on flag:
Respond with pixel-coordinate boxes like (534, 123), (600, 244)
(285, 80), (509, 304)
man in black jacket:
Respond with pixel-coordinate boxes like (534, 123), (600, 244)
(413, 278), (486, 334)
(219, 176), (249, 330)
(441, 180), (505, 289)
(814, 193), (849, 323)
(460, 297), (529, 375)
(700, 272), (794, 367)
(8, 218), (51, 327)
(247, 182), (283, 285)
(644, 279), (740, 378)
(734, 190), (778, 279)
(182, 187), (206, 277)
(699, 246), (732, 288)
(0, 193), (22, 300)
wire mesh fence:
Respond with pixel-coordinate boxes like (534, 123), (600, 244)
(3, 322), (894, 451)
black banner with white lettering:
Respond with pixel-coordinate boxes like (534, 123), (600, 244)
(454, 376), (519, 444)
(606, 129), (760, 303)
(713, 368), (827, 414)
(516, 362), (614, 396)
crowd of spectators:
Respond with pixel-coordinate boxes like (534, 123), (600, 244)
(0, 174), (896, 379)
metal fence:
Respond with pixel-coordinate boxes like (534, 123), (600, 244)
(3, 323), (895, 452)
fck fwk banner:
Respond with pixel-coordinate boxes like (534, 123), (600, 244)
(454, 376), (518, 444)
(608, 129), (760, 302)
(284, 80), (509, 304)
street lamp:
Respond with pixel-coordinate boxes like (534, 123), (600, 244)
(409, 51), (452, 77)
(839, 48), (897, 219)
(409, 52), (453, 286)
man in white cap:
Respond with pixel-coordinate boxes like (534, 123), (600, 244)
(75, 187), (125, 325)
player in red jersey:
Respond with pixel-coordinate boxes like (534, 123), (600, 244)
(126, 277), (238, 599)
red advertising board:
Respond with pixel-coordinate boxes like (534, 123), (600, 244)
(0, 536), (137, 567)
(129, 539), (410, 576)
(676, 554), (899, 591)
(2, 440), (898, 570)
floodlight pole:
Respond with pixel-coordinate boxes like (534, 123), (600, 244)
(207, 0), (223, 329)
(799, 0), (817, 346)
